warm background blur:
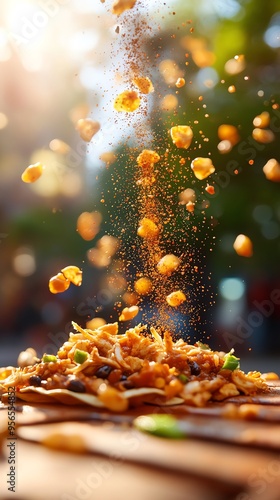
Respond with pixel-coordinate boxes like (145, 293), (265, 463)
(0, 0), (279, 372)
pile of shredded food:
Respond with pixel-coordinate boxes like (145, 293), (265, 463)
(0, 323), (268, 411)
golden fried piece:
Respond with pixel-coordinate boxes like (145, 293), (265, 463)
(137, 218), (160, 239)
(166, 291), (186, 307)
(114, 90), (140, 112)
(157, 254), (180, 275)
(136, 149), (160, 167)
(253, 111), (270, 128)
(112, 0), (137, 15)
(233, 234), (253, 257)
(61, 266), (83, 287)
(191, 157), (215, 180)
(119, 305), (139, 321)
(170, 125), (193, 149)
(21, 162), (44, 183)
(252, 128), (275, 144)
(49, 272), (70, 294)
(76, 119), (100, 142)
(218, 124), (240, 146)
(133, 76), (154, 94)
(263, 158), (280, 182)
(134, 277), (153, 295)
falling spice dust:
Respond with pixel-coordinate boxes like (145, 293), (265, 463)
(96, 2), (217, 340)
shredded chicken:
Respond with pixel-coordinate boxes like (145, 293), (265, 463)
(0, 322), (269, 410)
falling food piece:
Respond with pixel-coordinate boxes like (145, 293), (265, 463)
(69, 103), (89, 124)
(228, 85), (236, 93)
(157, 254), (180, 276)
(112, 0), (137, 15)
(253, 111), (270, 128)
(178, 188), (196, 205)
(159, 59), (182, 86)
(136, 149), (160, 167)
(49, 139), (70, 155)
(97, 235), (119, 257)
(114, 90), (140, 112)
(49, 273), (70, 294)
(122, 291), (138, 306)
(166, 290), (187, 307)
(61, 266), (82, 287)
(137, 218), (160, 239)
(76, 119), (100, 142)
(217, 140), (233, 154)
(87, 248), (111, 268)
(134, 277), (153, 295)
(132, 75), (154, 94)
(99, 151), (117, 166)
(233, 234), (253, 257)
(224, 55), (245, 75)
(191, 157), (215, 180)
(76, 211), (102, 241)
(252, 128), (275, 144)
(160, 94), (178, 111)
(218, 124), (240, 146)
(170, 125), (193, 149)
(186, 201), (195, 213)
(86, 317), (106, 330)
(205, 184), (215, 195)
(119, 305), (139, 321)
(17, 348), (37, 368)
(263, 158), (280, 182)
(175, 77), (185, 88)
(21, 162), (44, 183)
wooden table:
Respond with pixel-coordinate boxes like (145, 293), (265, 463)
(1, 385), (280, 500)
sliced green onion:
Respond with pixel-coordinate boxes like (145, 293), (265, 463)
(178, 373), (189, 384)
(221, 354), (240, 371)
(133, 414), (185, 439)
(42, 354), (57, 363)
(196, 341), (210, 350)
(74, 349), (88, 364)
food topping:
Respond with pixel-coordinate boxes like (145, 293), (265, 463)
(157, 254), (180, 275)
(42, 355), (57, 363)
(112, 0), (137, 15)
(132, 75), (154, 94)
(76, 211), (102, 241)
(205, 184), (215, 195)
(253, 111), (270, 128)
(217, 124), (240, 146)
(21, 162), (44, 183)
(221, 353), (240, 371)
(134, 277), (153, 295)
(119, 305), (139, 321)
(74, 349), (88, 364)
(166, 290), (187, 307)
(233, 234), (253, 257)
(263, 158), (280, 182)
(134, 414), (185, 439)
(252, 128), (275, 144)
(170, 125), (193, 149)
(114, 90), (140, 112)
(175, 77), (186, 88)
(18, 348), (38, 368)
(61, 266), (83, 287)
(136, 149), (160, 167)
(49, 272), (70, 294)
(76, 118), (100, 142)
(137, 218), (160, 239)
(191, 157), (215, 180)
